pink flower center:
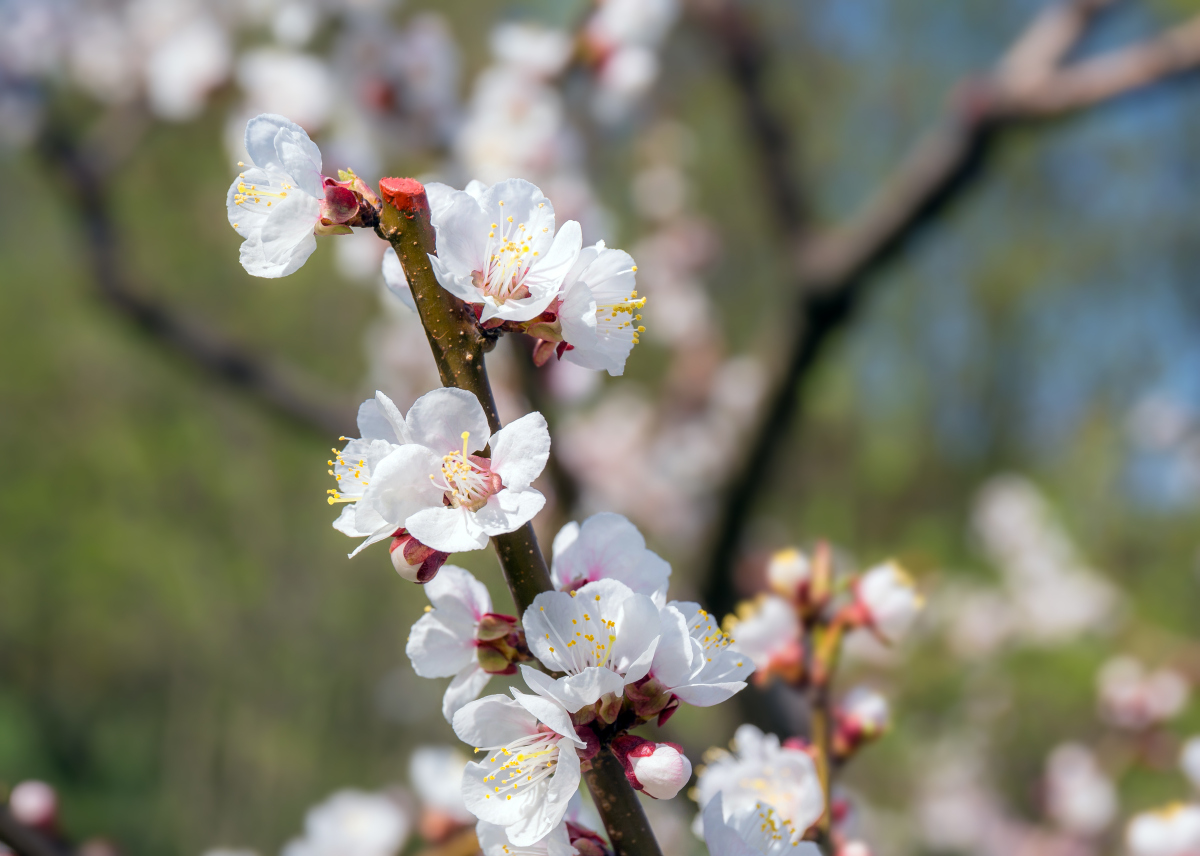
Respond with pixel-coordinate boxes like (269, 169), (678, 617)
(429, 431), (503, 512)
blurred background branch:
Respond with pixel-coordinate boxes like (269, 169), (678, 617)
(702, 0), (1200, 622)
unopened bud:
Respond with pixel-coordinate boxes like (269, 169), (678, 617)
(389, 530), (449, 583)
(767, 548), (810, 599)
(625, 676), (673, 721)
(834, 687), (890, 757)
(9, 780), (57, 830)
(612, 735), (692, 800)
(476, 612), (519, 641)
(475, 644), (515, 675)
(567, 822), (612, 856)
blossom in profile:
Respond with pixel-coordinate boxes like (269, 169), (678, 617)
(407, 565), (526, 721)
(328, 391), (409, 547)
(1126, 804), (1200, 856)
(549, 512), (670, 603)
(854, 561), (923, 644)
(725, 596), (803, 684)
(227, 114), (378, 278)
(329, 388), (549, 555)
(427, 178), (582, 322)
(833, 687), (891, 758)
(555, 241), (645, 376)
(453, 689), (585, 846)
(282, 790), (410, 856)
(381, 248), (416, 311)
(693, 725), (824, 839)
(701, 794), (821, 856)
(631, 602), (752, 721)
(520, 579), (661, 715)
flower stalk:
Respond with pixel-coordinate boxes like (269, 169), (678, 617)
(376, 178), (662, 856)
(374, 177), (551, 613)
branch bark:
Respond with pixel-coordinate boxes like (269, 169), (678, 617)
(702, 0), (1200, 619)
(582, 749), (664, 856)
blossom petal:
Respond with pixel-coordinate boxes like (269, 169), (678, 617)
(672, 681), (749, 707)
(442, 664), (492, 723)
(273, 123), (323, 197)
(490, 412), (550, 491)
(425, 565), (492, 627)
(475, 489), (546, 537)
(245, 113), (296, 170)
(551, 521), (580, 565)
(511, 688), (584, 746)
(430, 189), (490, 276)
(502, 737), (579, 846)
(452, 694), (534, 748)
(406, 505), (492, 553)
(242, 191), (321, 278)
(360, 444), (445, 528)
(406, 387), (492, 455)
(522, 219), (583, 294)
(406, 614), (476, 678)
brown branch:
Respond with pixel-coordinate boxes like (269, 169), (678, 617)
(375, 180), (661, 856)
(701, 0), (1200, 619)
(38, 121), (356, 439)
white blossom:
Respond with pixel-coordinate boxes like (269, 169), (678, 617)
(283, 790), (410, 856)
(838, 687), (891, 738)
(694, 725), (824, 839)
(328, 390), (409, 548)
(144, 16), (230, 121)
(557, 241), (645, 376)
(520, 579), (661, 713)
(382, 247), (416, 311)
(427, 178), (582, 323)
(645, 602), (753, 708)
(855, 562), (923, 644)
(1126, 804), (1200, 856)
(701, 795), (821, 856)
(550, 513), (670, 602)
(453, 690), (584, 846)
(407, 565), (510, 721)
(330, 388), (549, 555)
(726, 596), (802, 681)
(1097, 656), (1190, 730)
(226, 113), (327, 278)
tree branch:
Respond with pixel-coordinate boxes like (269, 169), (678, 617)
(38, 125), (355, 439)
(375, 179), (661, 856)
(702, 0), (1200, 619)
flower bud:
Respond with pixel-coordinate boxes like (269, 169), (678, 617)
(475, 612), (519, 641)
(567, 822), (612, 856)
(389, 530), (449, 583)
(767, 548), (810, 600)
(9, 780), (57, 830)
(612, 735), (692, 800)
(853, 561), (923, 644)
(624, 675), (674, 721)
(833, 687), (891, 757)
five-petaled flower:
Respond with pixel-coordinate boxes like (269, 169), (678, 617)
(426, 179), (583, 323)
(555, 240), (645, 376)
(519, 579), (662, 717)
(407, 565), (526, 722)
(328, 387), (549, 555)
(453, 689), (585, 846)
